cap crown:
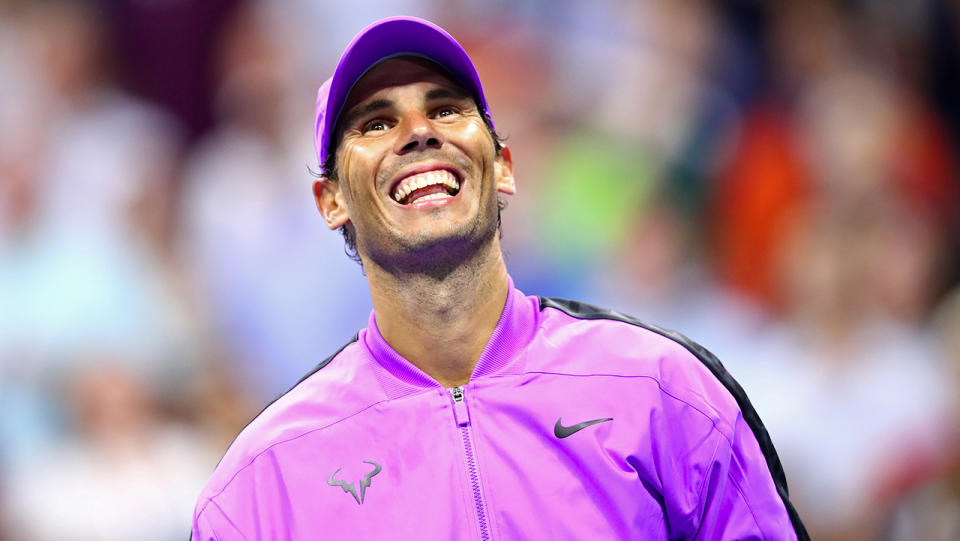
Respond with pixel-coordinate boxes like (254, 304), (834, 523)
(314, 17), (493, 168)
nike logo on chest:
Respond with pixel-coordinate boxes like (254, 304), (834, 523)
(554, 417), (613, 439)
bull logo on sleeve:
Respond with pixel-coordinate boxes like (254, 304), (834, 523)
(327, 461), (382, 504)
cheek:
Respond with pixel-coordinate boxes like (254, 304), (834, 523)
(337, 143), (381, 200)
(462, 119), (492, 148)
(337, 144), (360, 182)
(451, 120), (496, 170)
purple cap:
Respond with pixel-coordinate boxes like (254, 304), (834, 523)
(313, 16), (493, 168)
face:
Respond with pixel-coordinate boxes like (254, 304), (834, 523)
(314, 57), (514, 276)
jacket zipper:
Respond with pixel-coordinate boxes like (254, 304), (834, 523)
(450, 386), (491, 540)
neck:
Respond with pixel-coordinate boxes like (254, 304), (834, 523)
(364, 241), (510, 387)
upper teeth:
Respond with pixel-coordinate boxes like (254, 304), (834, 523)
(392, 170), (460, 202)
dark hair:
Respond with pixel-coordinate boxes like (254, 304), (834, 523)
(319, 102), (505, 266)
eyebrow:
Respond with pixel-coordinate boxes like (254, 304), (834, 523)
(341, 98), (393, 129)
(340, 86), (474, 129)
(424, 86), (472, 102)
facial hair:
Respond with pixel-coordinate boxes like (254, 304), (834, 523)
(357, 189), (501, 282)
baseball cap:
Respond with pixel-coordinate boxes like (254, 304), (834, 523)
(313, 16), (493, 169)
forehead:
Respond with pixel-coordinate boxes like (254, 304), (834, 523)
(342, 56), (469, 113)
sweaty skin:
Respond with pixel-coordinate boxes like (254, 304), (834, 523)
(313, 57), (516, 387)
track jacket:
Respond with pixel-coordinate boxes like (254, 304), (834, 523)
(192, 279), (808, 540)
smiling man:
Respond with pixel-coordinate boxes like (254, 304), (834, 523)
(192, 17), (808, 540)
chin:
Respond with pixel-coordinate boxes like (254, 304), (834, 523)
(361, 212), (499, 279)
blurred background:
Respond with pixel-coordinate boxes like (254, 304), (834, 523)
(0, 0), (958, 539)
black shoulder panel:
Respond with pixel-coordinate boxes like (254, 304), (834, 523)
(193, 335), (359, 538)
(253, 334), (359, 422)
(215, 334), (359, 464)
(538, 296), (809, 540)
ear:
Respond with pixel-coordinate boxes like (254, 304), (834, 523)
(494, 145), (516, 195)
(312, 178), (351, 229)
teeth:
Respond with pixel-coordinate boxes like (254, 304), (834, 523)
(392, 169), (460, 204)
(409, 192), (452, 204)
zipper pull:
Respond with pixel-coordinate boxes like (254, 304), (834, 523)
(450, 386), (470, 427)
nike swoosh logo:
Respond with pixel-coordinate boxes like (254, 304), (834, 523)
(554, 417), (613, 439)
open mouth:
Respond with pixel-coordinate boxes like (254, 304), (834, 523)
(391, 169), (461, 206)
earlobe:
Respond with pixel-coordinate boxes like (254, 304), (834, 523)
(313, 178), (351, 229)
(495, 146), (516, 195)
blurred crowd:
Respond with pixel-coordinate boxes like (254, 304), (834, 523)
(0, 0), (958, 539)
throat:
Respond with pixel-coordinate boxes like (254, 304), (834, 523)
(368, 259), (511, 387)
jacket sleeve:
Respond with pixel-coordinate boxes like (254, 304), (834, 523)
(693, 413), (798, 541)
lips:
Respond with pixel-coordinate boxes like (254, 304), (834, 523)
(390, 169), (461, 205)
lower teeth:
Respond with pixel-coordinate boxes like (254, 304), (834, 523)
(409, 192), (451, 204)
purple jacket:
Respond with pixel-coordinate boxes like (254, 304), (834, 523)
(193, 280), (807, 540)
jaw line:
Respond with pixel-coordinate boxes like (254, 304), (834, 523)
(367, 212), (498, 281)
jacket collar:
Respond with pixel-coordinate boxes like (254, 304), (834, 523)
(362, 275), (539, 391)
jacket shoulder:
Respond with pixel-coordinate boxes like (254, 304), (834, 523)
(535, 296), (808, 539)
(534, 295), (747, 437)
(535, 296), (728, 375)
(535, 295), (749, 424)
(198, 335), (372, 498)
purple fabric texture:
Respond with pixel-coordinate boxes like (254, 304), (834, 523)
(192, 280), (799, 539)
(313, 16), (494, 166)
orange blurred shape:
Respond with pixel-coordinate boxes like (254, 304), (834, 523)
(710, 104), (812, 310)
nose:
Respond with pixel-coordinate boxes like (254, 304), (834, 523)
(394, 111), (442, 154)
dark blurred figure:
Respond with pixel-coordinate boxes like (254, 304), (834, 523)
(108, 0), (242, 141)
(709, 0), (958, 313)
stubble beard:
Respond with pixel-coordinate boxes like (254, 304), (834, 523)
(357, 195), (500, 282)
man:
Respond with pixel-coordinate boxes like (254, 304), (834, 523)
(192, 17), (808, 540)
